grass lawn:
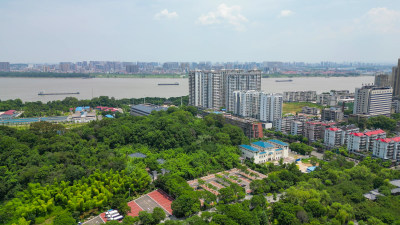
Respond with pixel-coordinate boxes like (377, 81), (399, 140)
(283, 102), (324, 115)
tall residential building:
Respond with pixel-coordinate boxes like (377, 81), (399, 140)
(232, 91), (283, 122)
(224, 70), (261, 111)
(0, 62), (10, 72)
(374, 73), (391, 88)
(233, 90), (261, 119)
(189, 69), (261, 111)
(392, 59), (400, 97)
(353, 85), (392, 117)
(260, 93), (283, 123)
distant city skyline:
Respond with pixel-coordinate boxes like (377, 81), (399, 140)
(0, 0), (400, 63)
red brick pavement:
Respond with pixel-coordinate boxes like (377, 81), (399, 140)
(147, 189), (174, 215)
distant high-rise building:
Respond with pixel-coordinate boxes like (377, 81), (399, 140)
(0, 62), (10, 72)
(126, 65), (139, 73)
(189, 69), (261, 111)
(374, 73), (391, 88)
(392, 59), (400, 97)
(59, 62), (71, 72)
(353, 85), (392, 117)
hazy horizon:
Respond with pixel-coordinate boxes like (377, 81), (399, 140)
(1, 0), (400, 63)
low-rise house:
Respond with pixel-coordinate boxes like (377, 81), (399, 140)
(301, 106), (320, 115)
(130, 104), (168, 116)
(239, 140), (289, 164)
(0, 110), (19, 119)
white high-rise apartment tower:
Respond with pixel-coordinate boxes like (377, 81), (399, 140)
(233, 90), (261, 118)
(189, 69), (261, 111)
(260, 93), (283, 122)
(353, 85), (392, 117)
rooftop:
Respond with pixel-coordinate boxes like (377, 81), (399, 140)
(131, 104), (168, 114)
(239, 144), (259, 152)
(390, 179), (400, 187)
(351, 132), (364, 137)
(2, 110), (16, 115)
(128, 152), (147, 158)
(376, 137), (400, 143)
(252, 141), (274, 148)
(365, 129), (385, 136)
(327, 127), (341, 132)
(268, 139), (289, 146)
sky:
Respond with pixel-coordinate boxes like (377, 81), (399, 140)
(0, 0), (400, 63)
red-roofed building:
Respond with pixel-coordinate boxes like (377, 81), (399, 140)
(324, 127), (342, 148)
(324, 124), (360, 148)
(0, 110), (18, 119)
(348, 129), (386, 153)
(373, 136), (400, 161)
(304, 121), (337, 142)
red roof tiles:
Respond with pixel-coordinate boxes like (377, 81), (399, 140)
(365, 129), (385, 136)
(3, 110), (16, 115)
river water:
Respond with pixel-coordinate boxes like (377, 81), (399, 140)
(0, 76), (374, 102)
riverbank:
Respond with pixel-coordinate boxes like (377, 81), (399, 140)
(0, 72), (187, 78)
(0, 71), (373, 79)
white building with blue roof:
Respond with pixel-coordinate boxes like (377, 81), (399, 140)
(239, 139), (289, 164)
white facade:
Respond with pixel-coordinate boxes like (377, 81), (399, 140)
(290, 121), (303, 136)
(347, 129), (386, 153)
(324, 128), (342, 148)
(233, 90), (261, 118)
(353, 85), (392, 116)
(260, 93), (283, 123)
(239, 140), (289, 164)
(373, 137), (400, 161)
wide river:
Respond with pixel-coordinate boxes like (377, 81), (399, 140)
(0, 76), (374, 102)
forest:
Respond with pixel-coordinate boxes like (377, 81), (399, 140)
(0, 107), (247, 224)
(0, 96), (188, 117)
(1, 100), (400, 225)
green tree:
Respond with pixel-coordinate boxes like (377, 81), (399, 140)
(172, 194), (200, 217)
(152, 207), (166, 224)
(250, 194), (267, 209)
(53, 212), (76, 225)
(138, 211), (154, 225)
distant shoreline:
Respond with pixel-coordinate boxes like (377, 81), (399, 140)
(0, 72), (374, 79)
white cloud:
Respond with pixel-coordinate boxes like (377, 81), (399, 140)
(279, 10), (293, 17)
(364, 7), (400, 33)
(197, 4), (248, 31)
(154, 9), (178, 20)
